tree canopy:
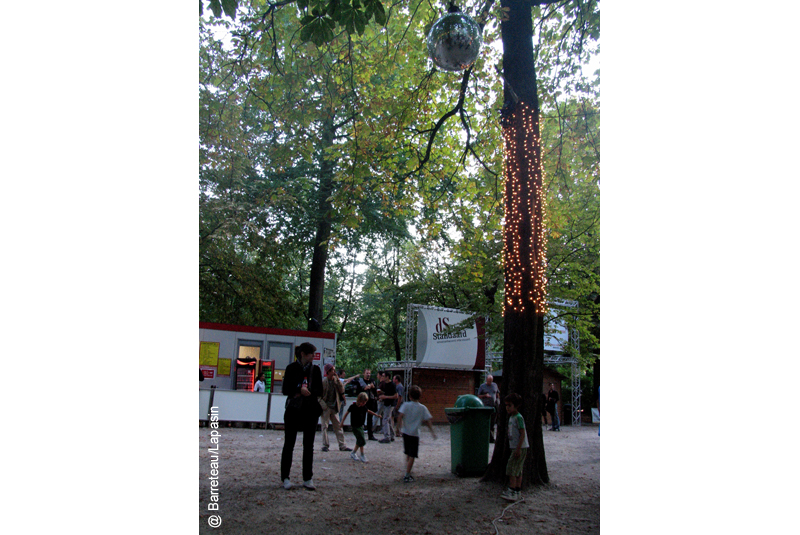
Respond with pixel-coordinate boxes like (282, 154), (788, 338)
(200, 0), (599, 486)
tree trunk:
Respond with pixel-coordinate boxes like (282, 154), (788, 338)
(391, 247), (403, 361)
(307, 114), (336, 332)
(483, 0), (550, 487)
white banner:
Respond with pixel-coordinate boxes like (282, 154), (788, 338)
(415, 308), (481, 369)
(544, 312), (570, 352)
(544, 299), (577, 353)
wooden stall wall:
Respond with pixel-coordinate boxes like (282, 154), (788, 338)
(412, 369), (477, 424)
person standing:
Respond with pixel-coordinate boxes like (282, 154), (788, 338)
(355, 368), (378, 440)
(539, 392), (548, 427)
(392, 374), (405, 438)
(280, 342), (323, 491)
(377, 372), (398, 443)
(477, 374), (500, 442)
(501, 393), (529, 502)
(337, 369), (360, 422)
(546, 382), (560, 431)
(396, 385), (436, 483)
(253, 372), (266, 392)
(320, 364), (352, 452)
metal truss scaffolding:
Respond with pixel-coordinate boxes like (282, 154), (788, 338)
(487, 351), (581, 426)
(542, 354), (581, 426)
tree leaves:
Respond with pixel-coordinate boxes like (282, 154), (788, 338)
(198, 0), (599, 368)
(199, 3), (440, 330)
(539, 97), (600, 366)
(363, 0), (386, 26)
(337, 5), (368, 37)
(202, 0), (238, 20)
(300, 14), (336, 45)
(221, 0), (238, 19)
(297, 0), (386, 45)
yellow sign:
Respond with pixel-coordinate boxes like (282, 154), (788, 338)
(273, 369), (284, 381)
(218, 358), (231, 376)
(199, 342), (220, 366)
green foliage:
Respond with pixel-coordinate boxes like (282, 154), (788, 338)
(199, 1), (452, 331)
(540, 97), (600, 369)
(532, 0), (600, 104)
(200, 193), (306, 327)
(202, 0), (239, 19)
(199, 0), (600, 374)
(334, 241), (408, 364)
(296, 0), (387, 45)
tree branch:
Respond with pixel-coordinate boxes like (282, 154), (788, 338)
(413, 64), (472, 173)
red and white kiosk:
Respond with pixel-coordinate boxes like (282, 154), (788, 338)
(199, 322), (337, 426)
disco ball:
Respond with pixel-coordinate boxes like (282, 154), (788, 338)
(426, 12), (482, 72)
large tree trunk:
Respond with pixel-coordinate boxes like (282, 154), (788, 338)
(307, 114), (336, 332)
(483, 0), (550, 487)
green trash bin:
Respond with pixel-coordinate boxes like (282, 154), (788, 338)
(445, 394), (495, 477)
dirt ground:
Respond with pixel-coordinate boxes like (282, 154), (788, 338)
(199, 422), (600, 534)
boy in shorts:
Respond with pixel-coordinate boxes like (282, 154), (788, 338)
(396, 385), (436, 482)
(502, 393), (529, 502)
(344, 392), (380, 462)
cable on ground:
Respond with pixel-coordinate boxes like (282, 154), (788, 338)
(490, 496), (526, 535)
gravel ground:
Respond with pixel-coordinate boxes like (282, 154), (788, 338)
(199, 422), (600, 534)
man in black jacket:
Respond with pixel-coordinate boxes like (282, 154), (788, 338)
(280, 342), (323, 490)
(546, 383), (560, 431)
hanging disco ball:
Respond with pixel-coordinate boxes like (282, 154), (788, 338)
(426, 12), (482, 72)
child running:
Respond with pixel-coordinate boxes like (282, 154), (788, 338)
(502, 392), (529, 502)
(396, 385), (436, 483)
(344, 392), (380, 463)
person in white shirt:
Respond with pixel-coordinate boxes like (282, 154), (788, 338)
(396, 385), (437, 483)
(253, 373), (266, 392)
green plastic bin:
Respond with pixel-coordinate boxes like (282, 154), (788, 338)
(444, 394), (495, 477)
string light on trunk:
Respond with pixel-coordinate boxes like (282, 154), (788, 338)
(501, 101), (549, 316)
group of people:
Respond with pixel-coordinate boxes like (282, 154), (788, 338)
(477, 375), (562, 440)
(351, 368), (406, 442)
(279, 348), (554, 502)
(280, 345), (433, 490)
